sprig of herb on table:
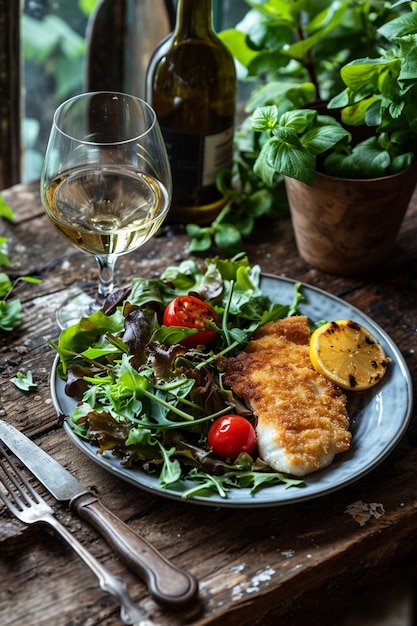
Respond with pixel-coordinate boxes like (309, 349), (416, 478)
(0, 193), (42, 332)
(10, 370), (38, 392)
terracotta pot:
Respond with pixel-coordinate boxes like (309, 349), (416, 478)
(285, 161), (417, 275)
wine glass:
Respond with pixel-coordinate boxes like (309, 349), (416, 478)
(40, 91), (172, 328)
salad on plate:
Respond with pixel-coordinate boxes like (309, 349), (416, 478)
(50, 256), (310, 499)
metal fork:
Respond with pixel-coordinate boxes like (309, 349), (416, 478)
(0, 445), (150, 626)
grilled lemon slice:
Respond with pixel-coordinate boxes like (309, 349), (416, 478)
(309, 319), (390, 391)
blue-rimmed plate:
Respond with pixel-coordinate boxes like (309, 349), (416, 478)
(50, 274), (413, 507)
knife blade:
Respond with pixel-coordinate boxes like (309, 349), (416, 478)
(0, 419), (198, 607)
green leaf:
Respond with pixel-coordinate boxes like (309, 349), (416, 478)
(328, 88), (350, 109)
(301, 123), (351, 156)
(255, 130), (316, 186)
(0, 251), (10, 269)
(0, 273), (12, 298)
(129, 277), (168, 307)
(181, 470), (229, 499)
(158, 445), (182, 487)
(117, 355), (148, 395)
(237, 470), (304, 493)
(247, 49), (292, 79)
(185, 225), (213, 252)
(54, 309), (124, 370)
(0, 237), (10, 269)
(10, 370), (37, 392)
(219, 28), (260, 68)
(247, 189), (274, 218)
(352, 138), (392, 175)
(324, 150), (359, 178)
(340, 96), (381, 126)
(251, 105), (280, 132)
(82, 345), (122, 361)
(378, 11), (417, 40)
(252, 146), (279, 187)
(151, 324), (197, 346)
(213, 224), (243, 253)
(301, 125), (350, 155)
(324, 136), (392, 178)
(185, 223), (204, 238)
(364, 100), (383, 127)
(78, 0), (98, 16)
(0, 195), (14, 222)
(380, 68), (401, 101)
(340, 58), (401, 93)
(19, 276), (42, 285)
(125, 425), (156, 447)
(397, 34), (417, 83)
(390, 152), (414, 173)
(279, 108), (318, 134)
(0, 299), (21, 331)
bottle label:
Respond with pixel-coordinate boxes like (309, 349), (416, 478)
(161, 126), (234, 191)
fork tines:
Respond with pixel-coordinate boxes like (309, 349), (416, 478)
(0, 444), (45, 514)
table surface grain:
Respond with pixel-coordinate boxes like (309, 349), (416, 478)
(0, 180), (416, 626)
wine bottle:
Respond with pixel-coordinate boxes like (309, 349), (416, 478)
(86, 0), (174, 98)
(146, 0), (237, 224)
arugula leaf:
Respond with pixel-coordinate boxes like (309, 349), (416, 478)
(180, 468), (304, 499)
(181, 469), (230, 499)
(158, 444), (182, 487)
(237, 471), (304, 493)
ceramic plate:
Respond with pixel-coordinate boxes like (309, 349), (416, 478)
(50, 274), (413, 508)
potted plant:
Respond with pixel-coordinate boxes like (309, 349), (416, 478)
(222, 0), (405, 110)
(188, 0), (417, 274)
(246, 2), (417, 274)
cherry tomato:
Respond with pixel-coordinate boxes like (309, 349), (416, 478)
(163, 295), (218, 347)
(207, 415), (256, 462)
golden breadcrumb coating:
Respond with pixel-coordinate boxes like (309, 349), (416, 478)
(225, 316), (351, 476)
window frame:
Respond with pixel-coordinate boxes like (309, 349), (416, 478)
(0, 0), (21, 189)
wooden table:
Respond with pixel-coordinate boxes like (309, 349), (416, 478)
(0, 180), (416, 626)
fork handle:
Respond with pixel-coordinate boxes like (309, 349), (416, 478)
(70, 492), (198, 607)
(45, 513), (146, 625)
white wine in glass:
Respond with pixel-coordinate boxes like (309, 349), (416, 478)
(40, 91), (172, 328)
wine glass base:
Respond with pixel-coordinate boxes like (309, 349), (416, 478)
(56, 292), (99, 329)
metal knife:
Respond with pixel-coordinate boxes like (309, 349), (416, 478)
(0, 419), (198, 607)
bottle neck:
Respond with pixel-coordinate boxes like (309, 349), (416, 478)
(174, 0), (214, 38)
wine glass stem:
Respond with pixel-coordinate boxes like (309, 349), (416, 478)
(95, 255), (117, 305)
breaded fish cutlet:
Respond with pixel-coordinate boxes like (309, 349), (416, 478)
(224, 316), (351, 476)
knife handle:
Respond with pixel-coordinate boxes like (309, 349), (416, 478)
(70, 492), (198, 607)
